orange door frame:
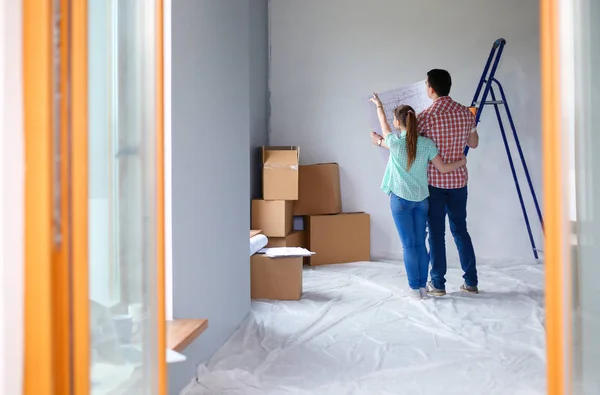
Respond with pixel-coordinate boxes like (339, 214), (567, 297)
(22, 0), (56, 392)
(541, 0), (570, 394)
(23, 0), (166, 394)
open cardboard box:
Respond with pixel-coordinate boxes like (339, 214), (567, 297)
(262, 146), (300, 201)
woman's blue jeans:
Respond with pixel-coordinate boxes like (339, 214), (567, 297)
(390, 193), (429, 290)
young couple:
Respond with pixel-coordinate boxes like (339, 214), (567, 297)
(370, 69), (479, 300)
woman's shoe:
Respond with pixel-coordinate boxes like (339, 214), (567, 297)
(403, 288), (422, 300)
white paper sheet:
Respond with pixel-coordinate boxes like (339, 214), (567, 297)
(259, 247), (315, 258)
(166, 349), (187, 364)
(363, 80), (433, 161)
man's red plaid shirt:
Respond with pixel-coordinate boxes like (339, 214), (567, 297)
(417, 96), (476, 189)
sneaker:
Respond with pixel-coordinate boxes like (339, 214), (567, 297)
(426, 281), (446, 296)
(403, 288), (422, 300)
(420, 288), (429, 299)
(460, 283), (479, 294)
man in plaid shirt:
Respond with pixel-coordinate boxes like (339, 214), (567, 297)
(419, 69), (480, 296)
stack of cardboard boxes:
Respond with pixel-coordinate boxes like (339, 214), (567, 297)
(251, 146), (371, 300)
(294, 163), (371, 266)
(251, 147), (303, 301)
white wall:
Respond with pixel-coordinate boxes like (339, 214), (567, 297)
(0, 0), (24, 394)
(269, 0), (543, 260)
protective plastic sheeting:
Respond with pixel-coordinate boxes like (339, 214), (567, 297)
(186, 259), (546, 395)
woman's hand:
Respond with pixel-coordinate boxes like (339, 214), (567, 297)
(371, 131), (383, 146)
(369, 93), (383, 108)
(431, 155), (467, 173)
(371, 92), (392, 137)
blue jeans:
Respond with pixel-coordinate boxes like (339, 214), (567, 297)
(390, 194), (429, 290)
(428, 186), (478, 289)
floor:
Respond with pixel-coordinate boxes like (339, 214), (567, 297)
(186, 259), (546, 395)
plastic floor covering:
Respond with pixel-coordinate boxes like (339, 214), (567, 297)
(185, 259), (546, 395)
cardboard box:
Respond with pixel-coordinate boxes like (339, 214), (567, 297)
(294, 163), (342, 216)
(250, 254), (303, 300)
(262, 146), (299, 200)
(250, 230), (263, 238)
(266, 230), (305, 248)
(251, 200), (293, 237)
(307, 213), (370, 266)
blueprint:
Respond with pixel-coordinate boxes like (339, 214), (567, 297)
(363, 80), (433, 160)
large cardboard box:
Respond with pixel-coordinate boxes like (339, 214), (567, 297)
(294, 163), (342, 216)
(251, 200), (293, 237)
(262, 146), (300, 200)
(250, 254), (303, 300)
(307, 213), (370, 266)
(266, 230), (305, 248)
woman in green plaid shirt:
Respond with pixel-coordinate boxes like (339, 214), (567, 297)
(369, 93), (466, 300)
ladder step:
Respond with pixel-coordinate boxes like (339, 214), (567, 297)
(474, 100), (504, 106)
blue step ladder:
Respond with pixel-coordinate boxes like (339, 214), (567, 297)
(466, 38), (544, 259)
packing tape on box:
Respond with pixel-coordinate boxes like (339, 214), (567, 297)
(263, 164), (298, 170)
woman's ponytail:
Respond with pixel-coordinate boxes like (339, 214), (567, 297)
(405, 110), (418, 170)
(393, 105), (418, 170)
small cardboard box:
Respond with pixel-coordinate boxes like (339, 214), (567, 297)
(307, 213), (370, 266)
(266, 230), (305, 248)
(294, 163), (342, 216)
(262, 146), (300, 200)
(251, 200), (293, 237)
(250, 254), (303, 300)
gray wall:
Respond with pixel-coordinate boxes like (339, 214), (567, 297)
(170, 0), (268, 393)
(249, 0), (269, 199)
(269, 0), (542, 260)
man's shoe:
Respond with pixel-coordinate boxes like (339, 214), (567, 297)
(460, 283), (479, 294)
(426, 281), (446, 296)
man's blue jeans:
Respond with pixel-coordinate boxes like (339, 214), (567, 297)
(428, 186), (478, 290)
(390, 194), (429, 290)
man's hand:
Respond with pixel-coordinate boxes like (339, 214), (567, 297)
(467, 130), (479, 149)
(371, 131), (383, 146)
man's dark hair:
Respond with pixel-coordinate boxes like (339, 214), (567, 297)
(427, 69), (452, 97)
